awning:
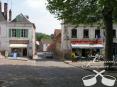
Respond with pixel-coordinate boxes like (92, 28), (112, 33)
(10, 44), (27, 48)
(71, 44), (104, 49)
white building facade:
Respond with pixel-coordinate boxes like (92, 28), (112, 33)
(8, 14), (36, 58)
(0, 2), (36, 58)
(61, 23), (117, 57)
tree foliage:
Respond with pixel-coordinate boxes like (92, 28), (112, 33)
(36, 32), (51, 41)
(47, 0), (117, 62)
(47, 0), (117, 25)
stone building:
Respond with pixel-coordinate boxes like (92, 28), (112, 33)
(61, 22), (117, 57)
(53, 29), (62, 57)
(0, 2), (36, 58)
(8, 14), (36, 58)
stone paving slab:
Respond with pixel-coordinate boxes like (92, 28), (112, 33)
(0, 58), (94, 87)
(64, 60), (117, 77)
(64, 61), (104, 68)
(0, 58), (116, 87)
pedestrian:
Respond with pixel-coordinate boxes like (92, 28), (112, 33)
(13, 51), (17, 59)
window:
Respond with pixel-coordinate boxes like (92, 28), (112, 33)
(71, 29), (77, 38)
(12, 29), (16, 37)
(95, 30), (100, 38)
(21, 29), (28, 37)
(21, 29), (25, 37)
(24, 29), (28, 37)
(83, 29), (89, 38)
(9, 29), (28, 38)
(9, 29), (11, 37)
(113, 29), (116, 38)
(16, 29), (21, 37)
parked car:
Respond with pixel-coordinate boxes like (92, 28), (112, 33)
(44, 52), (54, 58)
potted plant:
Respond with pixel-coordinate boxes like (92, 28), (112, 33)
(71, 52), (77, 62)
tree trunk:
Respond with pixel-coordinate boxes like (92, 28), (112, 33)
(102, 5), (113, 69)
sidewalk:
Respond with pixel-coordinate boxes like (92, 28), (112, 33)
(64, 60), (104, 69)
(8, 57), (29, 61)
(64, 60), (117, 77)
(0, 57), (35, 66)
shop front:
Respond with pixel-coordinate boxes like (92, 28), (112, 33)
(9, 44), (28, 57)
(71, 40), (104, 58)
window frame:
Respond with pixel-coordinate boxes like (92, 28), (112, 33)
(113, 29), (116, 38)
(95, 29), (100, 39)
(71, 29), (77, 38)
(9, 29), (28, 38)
(83, 29), (89, 38)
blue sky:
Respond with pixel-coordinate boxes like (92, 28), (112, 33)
(1, 0), (61, 35)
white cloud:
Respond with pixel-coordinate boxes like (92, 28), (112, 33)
(30, 14), (61, 35)
(22, 0), (61, 34)
(25, 0), (47, 9)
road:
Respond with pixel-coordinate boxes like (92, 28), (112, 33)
(0, 53), (116, 87)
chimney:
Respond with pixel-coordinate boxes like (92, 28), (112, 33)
(0, 1), (2, 12)
(9, 9), (12, 21)
(4, 3), (8, 20)
(25, 15), (29, 19)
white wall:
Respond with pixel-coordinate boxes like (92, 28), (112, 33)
(61, 24), (117, 50)
(8, 23), (36, 57)
(0, 22), (9, 51)
(66, 25), (104, 39)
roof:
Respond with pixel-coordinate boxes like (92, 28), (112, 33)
(11, 13), (32, 23)
(0, 12), (5, 21)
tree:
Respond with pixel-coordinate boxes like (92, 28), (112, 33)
(46, 0), (117, 62)
(36, 32), (51, 41)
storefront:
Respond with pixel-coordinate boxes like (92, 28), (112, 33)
(71, 40), (104, 57)
(9, 44), (28, 57)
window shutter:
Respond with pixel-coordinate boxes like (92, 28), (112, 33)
(9, 29), (11, 37)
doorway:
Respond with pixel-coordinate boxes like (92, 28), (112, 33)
(23, 48), (27, 56)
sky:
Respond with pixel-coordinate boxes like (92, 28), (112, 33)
(1, 0), (61, 35)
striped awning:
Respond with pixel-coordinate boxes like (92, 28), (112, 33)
(71, 44), (104, 49)
(10, 44), (27, 48)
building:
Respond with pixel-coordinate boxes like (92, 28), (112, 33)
(8, 14), (36, 58)
(53, 29), (62, 57)
(0, 2), (9, 54)
(61, 23), (117, 57)
(0, 2), (36, 58)
(53, 29), (61, 52)
(37, 39), (51, 52)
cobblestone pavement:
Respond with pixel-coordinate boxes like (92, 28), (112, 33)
(64, 61), (104, 70)
(64, 60), (117, 75)
(0, 57), (116, 87)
